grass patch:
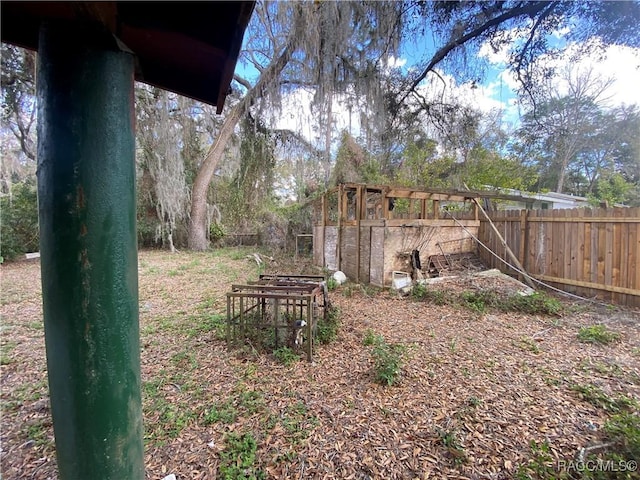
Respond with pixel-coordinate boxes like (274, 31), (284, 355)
(316, 306), (340, 344)
(202, 388), (265, 426)
(170, 350), (199, 370)
(202, 399), (238, 425)
(22, 418), (53, 448)
(460, 290), (496, 314)
(515, 440), (556, 480)
(273, 346), (300, 366)
(518, 336), (541, 354)
(281, 400), (319, 444)
(577, 325), (621, 345)
(218, 432), (265, 480)
(0, 340), (17, 365)
(142, 378), (197, 443)
(506, 292), (562, 316)
(410, 285), (563, 317)
(13, 379), (48, 402)
(411, 284), (448, 305)
(185, 313), (226, 339)
(571, 384), (638, 414)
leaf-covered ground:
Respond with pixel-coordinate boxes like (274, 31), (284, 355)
(1, 248), (639, 479)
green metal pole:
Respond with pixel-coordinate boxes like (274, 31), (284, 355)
(37, 21), (144, 479)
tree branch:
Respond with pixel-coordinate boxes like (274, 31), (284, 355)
(233, 74), (253, 92)
(400, 1), (552, 104)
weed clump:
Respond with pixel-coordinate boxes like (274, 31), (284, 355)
(603, 412), (640, 460)
(578, 324), (621, 345)
(364, 332), (406, 386)
(571, 384), (637, 414)
(273, 347), (299, 366)
(410, 284), (563, 317)
(316, 306), (340, 344)
(219, 432), (264, 480)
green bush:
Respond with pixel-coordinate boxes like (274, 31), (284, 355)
(0, 181), (39, 260)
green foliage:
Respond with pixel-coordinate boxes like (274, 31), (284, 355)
(203, 400), (238, 425)
(367, 334), (406, 386)
(460, 290), (498, 314)
(396, 142), (456, 189)
(410, 286), (562, 317)
(280, 400), (319, 444)
(316, 306), (340, 344)
(219, 432), (264, 480)
(411, 284), (449, 305)
(360, 158), (390, 185)
(572, 384), (638, 414)
(202, 388), (265, 426)
(436, 427), (467, 465)
(518, 337), (541, 354)
(411, 283), (428, 299)
(22, 418), (53, 448)
(603, 412), (640, 460)
(578, 325), (621, 345)
(576, 413), (640, 479)
(273, 346), (300, 366)
(326, 277), (339, 291)
(464, 153), (538, 192)
(0, 181), (39, 260)
(506, 292), (563, 316)
(209, 222), (226, 242)
(588, 172), (634, 207)
(363, 329), (382, 346)
(515, 440), (556, 480)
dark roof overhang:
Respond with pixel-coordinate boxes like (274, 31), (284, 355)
(1, 1), (255, 112)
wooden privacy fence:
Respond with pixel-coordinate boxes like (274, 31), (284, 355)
(477, 207), (640, 307)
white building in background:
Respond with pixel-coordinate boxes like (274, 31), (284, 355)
(490, 188), (628, 210)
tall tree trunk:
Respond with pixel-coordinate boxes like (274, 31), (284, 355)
(187, 40), (296, 251)
(556, 153), (570, 194)
(187, 102), (244, 250)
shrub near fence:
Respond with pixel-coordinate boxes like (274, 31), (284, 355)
(477, 207), (640, 307)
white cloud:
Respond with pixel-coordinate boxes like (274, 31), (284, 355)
(413, 70), (507, 114)
(478, 40), (511, 65)
(572, 45), (640, 107)
(385, 55), (407, 70)
(480, 36), (640, 109)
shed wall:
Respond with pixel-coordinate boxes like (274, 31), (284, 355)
(381, 222), (478, 286)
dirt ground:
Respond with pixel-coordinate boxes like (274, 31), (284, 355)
(1, 248), (639, 479)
